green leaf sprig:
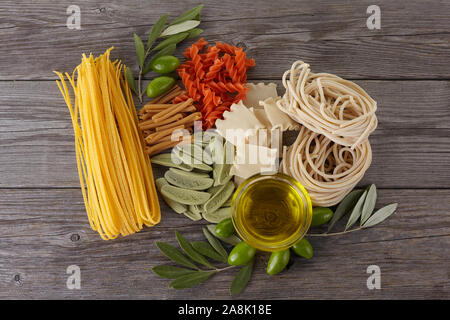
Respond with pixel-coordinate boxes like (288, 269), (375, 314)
(152, 228), (254, 295)
(126, 4), (204, 103)
(308, 184), (398, 237)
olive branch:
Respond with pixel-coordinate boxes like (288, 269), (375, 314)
(152, 184), (398, 295)
(126, 4), (204, 103)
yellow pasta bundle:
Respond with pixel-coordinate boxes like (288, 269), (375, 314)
(55, 48), (161, 240)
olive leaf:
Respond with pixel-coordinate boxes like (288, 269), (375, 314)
(206, 224), (242, 246)
(143, 44), (177, 74)
(327, 189), (364, 232)
(175, 232), (214, 268)
(160, 20), (200, 37)
(187, 28), (203, 39)
(153, 32), (189, 51)
(156, 241), (199, 270)
(147, 14), (168, 49)
(152, 265), (197, 279)
(345, 190), (368, 230)
(361, 184), (377, 225)
(125, 66), (137, 94)
(150, 43), (177, 63)
(362, 203), (398, 228)
(192, 241), (227, 263)
(169, 271), (215, 290)
(168, 4), (204, 26)
(202, 227), (228, 261)
(230, 258), (255, 295)
(133, 33), (146, 68)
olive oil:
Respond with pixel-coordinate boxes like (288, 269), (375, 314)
(232, 174), (312, 251)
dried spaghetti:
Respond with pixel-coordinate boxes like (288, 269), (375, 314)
(55, 48), (161, 240)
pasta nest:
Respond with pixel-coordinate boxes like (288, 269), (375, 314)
(281, 127), (372, 207)
(277, 61), (378, 149)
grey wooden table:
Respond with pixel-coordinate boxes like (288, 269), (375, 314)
(0, 0), (449, 299)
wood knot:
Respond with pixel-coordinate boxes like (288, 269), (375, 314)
(70, 233), (80, 242)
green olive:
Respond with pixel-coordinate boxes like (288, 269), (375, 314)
(215, 218), (235, 237)
(311, 207), (334, 227)
(146, 76), (175, 98)
(228, 242), (256, 266)
(291, 238), (313, 259)
(150, 55), (180, 74)
(266, 249), (290, 276)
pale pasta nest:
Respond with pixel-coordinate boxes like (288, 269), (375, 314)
(281, 127), (372, 207)
(277, 61), (377, 149)
(278, 61), (377, 206)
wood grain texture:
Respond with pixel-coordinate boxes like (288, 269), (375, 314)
(0, 0), (449, 80)
(1, 0), (449, 300)
(0, 80), (449, 188)
(0, 188), (448, 299)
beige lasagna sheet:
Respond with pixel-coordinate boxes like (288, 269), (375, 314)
(260, 97), (300, 131)
(250, 107), (272, 129)
(243, 82), (278, 109)
(231, 143), (278, 182)
(215, 101), (265, 146)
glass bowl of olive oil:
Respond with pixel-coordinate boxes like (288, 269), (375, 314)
(231, 173), (312, 252)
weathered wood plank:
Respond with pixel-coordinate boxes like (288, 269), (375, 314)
(0, 188), (448, 299)
(0, 80), (449, 188)
(1, 0), (449, 302)
(0, 0), (449, 80)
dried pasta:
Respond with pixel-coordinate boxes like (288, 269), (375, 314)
(276, 61), (377, 206)
(231, 143), (278, 181)
(137, 90), (199, 156)
(215, 100), (265, 144)
(259, 97), (300, 131)
(243, 82), (278, 109)
(174, 38), (255, 129)
(54, 48), (161, 240)
(281, 127), (372, 207)
(277, 61), (377, 149)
